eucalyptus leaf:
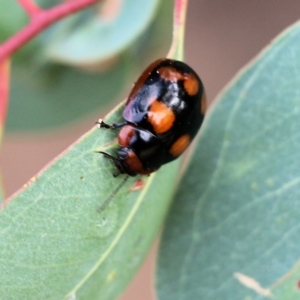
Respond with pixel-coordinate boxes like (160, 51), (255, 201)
(0, 0), (27, 41)
(157, 21), (300, 300)
(46, 0), (160, 65)
(6, 1), (172, 131)
(0, 104), (180, 299)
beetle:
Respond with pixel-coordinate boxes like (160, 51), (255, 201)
(97, 58), (206, 176)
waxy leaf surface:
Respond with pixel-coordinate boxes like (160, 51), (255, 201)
(157, 21), (300, 300)
(0, 105), (179, 299)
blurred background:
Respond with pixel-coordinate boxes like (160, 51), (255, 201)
(0, 0), (299, 299)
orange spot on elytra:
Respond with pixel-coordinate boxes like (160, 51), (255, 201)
(125, 150), (143, 173)
(169, 134), (190, 157)
(183, 73), (199, 96)
(124, 151), (157, 175)
(148, 101), (175, 134)
(158, 67), (183, 82)
(118, 125), (135, 147)
(159, 66), (199, 97)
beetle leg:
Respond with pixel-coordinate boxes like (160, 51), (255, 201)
(96, 119), (127, 130)
(112, 169), (120, 177)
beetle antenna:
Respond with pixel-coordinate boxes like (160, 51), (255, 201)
(98, 175), (129, 213)
(96, 119), (127, 129)
(95, 151), (118, 162)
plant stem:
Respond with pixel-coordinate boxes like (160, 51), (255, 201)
(18, 0), (43, 17)
(0, 0), (100, 62)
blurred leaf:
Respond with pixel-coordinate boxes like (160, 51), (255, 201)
(6, 1), (172, 131)
(0, 1), (189, 299)
(46, 0), (160, 65)
(0, 104), (180, 299)
(156, 21), (300, 299)
(8, 58), (129, 130)
(0, 0), (27, 41)
(0, 0), (43, 60)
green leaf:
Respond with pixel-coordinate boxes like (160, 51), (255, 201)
(0, 104), (180, 299)
(0, 0), (27, 41)
(8, 58), (130, 130)
(0, 0), (44, 60)
(6, 1), (172, 131)
(45, 0), (160, 65)
(156, 21), (300, 299)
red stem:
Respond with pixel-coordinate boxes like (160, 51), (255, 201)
(0, 60), (9, 127)
(18, 0), (43, 17)
(0, 0), (100, 62)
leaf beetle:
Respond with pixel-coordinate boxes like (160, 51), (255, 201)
(97, 58), (206, 176)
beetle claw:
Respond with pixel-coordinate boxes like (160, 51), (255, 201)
(96, 119), (110, 129)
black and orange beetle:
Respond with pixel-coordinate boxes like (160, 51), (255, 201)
(97, 58), (206, 176)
